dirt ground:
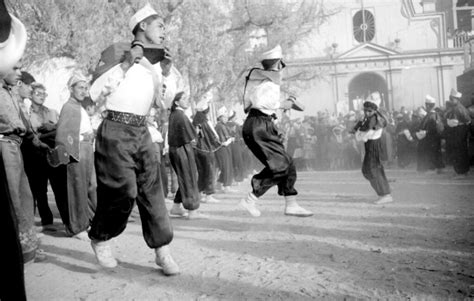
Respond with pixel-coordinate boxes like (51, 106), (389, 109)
(25, 169), (474, 300)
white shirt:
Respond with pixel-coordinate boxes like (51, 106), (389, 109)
(79, 107), (93, 140)
(248, 80), (281, 115)
(90, 62), (184, 116)
(148, 125), (163, 143)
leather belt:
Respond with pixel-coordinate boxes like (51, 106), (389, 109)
(105, 110), (147, 127)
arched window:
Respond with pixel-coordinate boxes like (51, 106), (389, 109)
(353, 10), (375, 43)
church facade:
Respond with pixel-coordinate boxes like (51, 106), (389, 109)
(286, 0), (467, 116)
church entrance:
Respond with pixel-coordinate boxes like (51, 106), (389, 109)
(348, 72), (389, 110)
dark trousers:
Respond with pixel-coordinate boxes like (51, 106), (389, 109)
(397, 138), (411, 168)
(416, 134), (444, 172)
(0, 146), (26, 301)
(215, 146), (233, 187)
(362, 139), (391, 196)
(242, 109), (297, 198)
(451, 125), (470, 175)
(54, 141), (97, 235)
(230, 141), (244, 182)
(89, 120), (172, 248)
(169, 143), (200, 210)
(22, 145), (64, 226)
(195, 150), (216, 195)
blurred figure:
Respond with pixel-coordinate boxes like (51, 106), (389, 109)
(352, 96), (392, 204)
(415, 95), (445, 173)
(445, 89), (471, 179)
(395, 113), (413, 168)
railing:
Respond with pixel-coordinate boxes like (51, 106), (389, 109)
(451, 31), (474, 48)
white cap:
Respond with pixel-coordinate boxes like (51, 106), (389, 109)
(450, 88), (462, 99)
(425, 94), (436, 104)
(0, 14), (27, 78)
(129, 3), (159, 32)
(261, 45), (283, 61)
(67, 72), (88, 88)
(216, 106), (227, 118)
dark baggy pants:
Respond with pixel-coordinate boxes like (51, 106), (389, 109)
(0, 147), (27, 301)
(215, 145), (233, 187)
(451, 125), (470, 175)
(416, 133), (444, 172)
(54, 141), (97, 235)
(362, 139), (391, 196)
(230, 141), (244, 182)
(22, 144), (64, 226)
(169, 143), (200, 210)
(195, 150), (216, 195)
(242, 109), (297, 198)
(89, 119), (173, 248)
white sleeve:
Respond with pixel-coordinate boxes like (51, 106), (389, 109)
(89, 65), (126, 102)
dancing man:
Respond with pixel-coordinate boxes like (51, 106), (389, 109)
(239, 45), (313, 218)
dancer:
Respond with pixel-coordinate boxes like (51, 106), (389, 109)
(88, 4), (179, 275)
(239, 45), (313, 217)
(352, 94), (393, 204)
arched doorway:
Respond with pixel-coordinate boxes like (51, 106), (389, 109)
(348, 72), (389, 110)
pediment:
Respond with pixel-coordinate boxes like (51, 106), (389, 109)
(337, 43), (399, 59)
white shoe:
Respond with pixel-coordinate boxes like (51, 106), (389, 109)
(284, 205), (313, 217)
(187, 210), (209, 220)
(73, 230), (90, 242)
(202, 195), (220, 203)
(284, 196), (313, 217)
(169, 203), (187, 217)
(239, 197), (261, 217)
(155, 245), (180, 276)
(374, 194), (393, 204)
(91, 240), (117, 268)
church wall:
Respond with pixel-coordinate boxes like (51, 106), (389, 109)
(291, 0), (442, 60)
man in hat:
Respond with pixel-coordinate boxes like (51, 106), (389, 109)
(215, 106), (235, 192)
(239, 44), (313, 217)
(445, 89), (471, 178)
(415, 95), (445, 173)
(192, 95), (222, 203)
(352, 96), (393, 204)
(88, 4), (180, 275)
(54, 73), (97, 241)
